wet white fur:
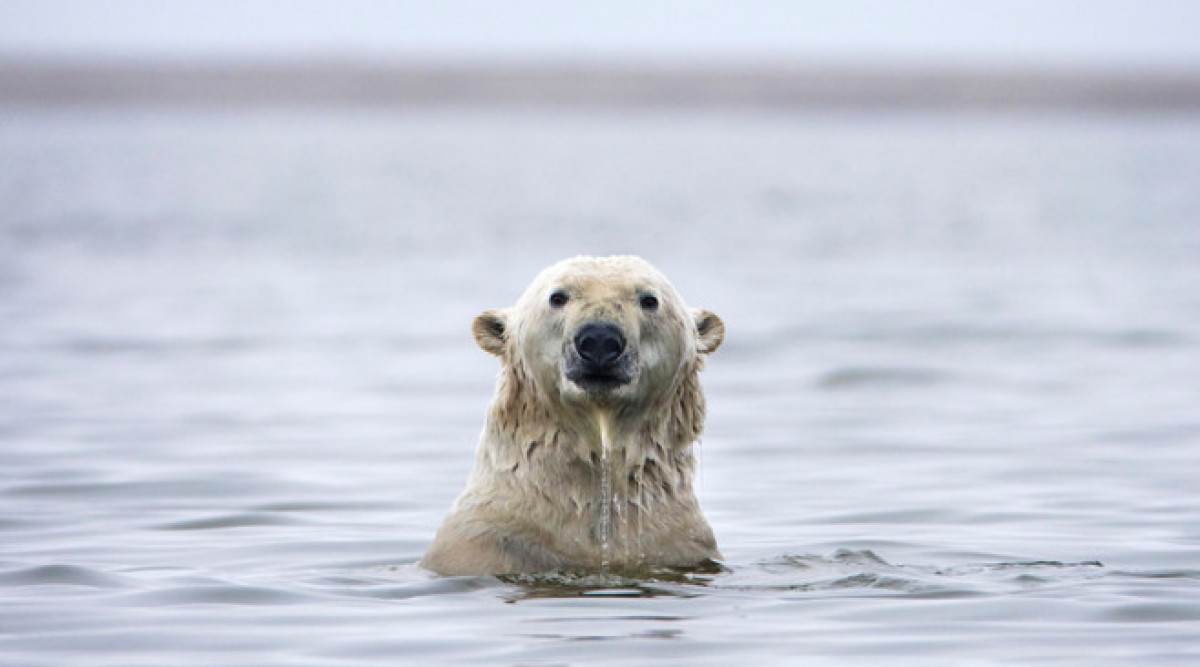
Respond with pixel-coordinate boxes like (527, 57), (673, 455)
(421, 256), (724, 575)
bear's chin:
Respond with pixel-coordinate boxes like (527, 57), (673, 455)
(561, 373), (634, 404)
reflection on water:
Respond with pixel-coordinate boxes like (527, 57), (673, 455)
(1, 107), (1199, 665)
(500, 561), (724, 601)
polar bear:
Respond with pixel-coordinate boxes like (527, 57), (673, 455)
(421, 256), (724, 576)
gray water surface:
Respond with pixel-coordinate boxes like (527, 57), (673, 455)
(2, 108), (1199, 665)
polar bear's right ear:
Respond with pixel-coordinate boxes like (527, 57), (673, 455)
(472, 309), (509, 356)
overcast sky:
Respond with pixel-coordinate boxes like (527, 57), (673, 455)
(2, 0), (1198, 68)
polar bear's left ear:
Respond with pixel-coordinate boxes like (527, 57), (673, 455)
(692, 309), (724, 355)
(472, 309), (509, 356)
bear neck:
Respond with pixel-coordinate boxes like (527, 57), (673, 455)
(488, 356), (705, 460)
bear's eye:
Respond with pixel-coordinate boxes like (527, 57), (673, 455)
(639, 294), (659, 311)
(549, 290), (569, 308)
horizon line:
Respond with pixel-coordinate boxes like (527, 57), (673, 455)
(4, 58), (1200, 111)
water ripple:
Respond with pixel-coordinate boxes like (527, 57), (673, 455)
(818, 366), (948, 390)
(153, 512), (306, 531)
(0, 564), (129, 589)
(719, 550), (1108, 599)
(121, 583), (314, 606)
(1102, 603), (1200, 623)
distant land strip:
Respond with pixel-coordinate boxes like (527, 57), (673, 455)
(2, 61), (1199, 111)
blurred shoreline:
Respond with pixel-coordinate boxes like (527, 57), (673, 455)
(2, 60), (1200, 111)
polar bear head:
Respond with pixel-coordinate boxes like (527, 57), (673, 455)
(472, 256), (723, 439)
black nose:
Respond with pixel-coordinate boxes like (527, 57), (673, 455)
(574, 323), (626, 369)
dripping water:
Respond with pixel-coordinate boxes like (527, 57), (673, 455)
(635, 461), (646, 563)
(598, 418), (613, 570)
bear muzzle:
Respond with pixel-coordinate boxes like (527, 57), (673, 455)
(565, 322), (634, 391)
